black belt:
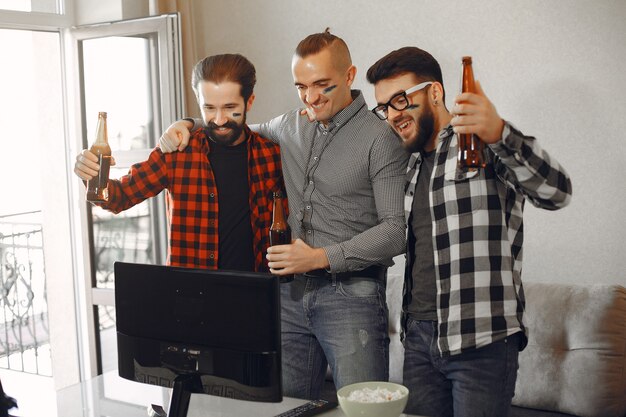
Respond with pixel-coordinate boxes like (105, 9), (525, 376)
(303, 265), (385, 280)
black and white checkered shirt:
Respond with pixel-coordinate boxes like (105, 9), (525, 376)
(257, 91), (408, 272)
(404, 123), (572, 356)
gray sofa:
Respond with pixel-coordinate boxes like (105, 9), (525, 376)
(324, 277), (626, 417)
(510, 281), (626, 417)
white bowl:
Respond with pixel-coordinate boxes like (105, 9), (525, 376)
(336, 381), (409, 417)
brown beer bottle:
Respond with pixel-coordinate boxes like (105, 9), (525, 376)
(458, 56), (485, 170)
(269, 191), (293, 282)
(86, 112), (112, 202)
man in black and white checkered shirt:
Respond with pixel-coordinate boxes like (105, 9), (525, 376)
(367, 47), (572, 417)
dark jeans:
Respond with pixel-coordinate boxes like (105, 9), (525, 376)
(280, 274), (389, 399)
(403, 318), (521, 417)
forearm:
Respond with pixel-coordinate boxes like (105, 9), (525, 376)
(254, 113), (293, 145)
(322, 131), (408, 272)
(324, 216), (406, 273)
(186, 113), (286, 143)
(489, 122), (572, 209)
(96, 179), (142, 214)
(97, 151), (168, 213)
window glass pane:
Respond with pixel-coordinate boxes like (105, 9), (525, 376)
(0, 28), (61, 377)
(82, 36), (156, 151)
(1, 0), (60, 14)
(92, 167), (156, 290)
(97, 304), (117, 373)
(82, 34), (164, 289)
(0, 29), (62, 217)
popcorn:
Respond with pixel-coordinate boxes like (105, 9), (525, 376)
(345, 387), (404, 403)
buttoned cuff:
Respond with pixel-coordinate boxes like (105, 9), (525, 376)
(323, 244), (347, 273)
(488, 121), (522, 154)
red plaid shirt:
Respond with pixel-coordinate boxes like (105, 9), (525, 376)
(100, 127), (285, 271)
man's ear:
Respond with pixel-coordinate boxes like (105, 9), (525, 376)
(431, 82), (444, 105)
(246, 93), (256, 111)
(345, 65), (357, 88)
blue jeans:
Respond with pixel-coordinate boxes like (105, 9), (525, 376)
(403, 318), (521, 417)
(280, 274), (389, 399)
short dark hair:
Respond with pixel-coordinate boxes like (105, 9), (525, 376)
(295, 28), (351, 62)
(191, 54), (256, 102)
(366, 47), (445, 100)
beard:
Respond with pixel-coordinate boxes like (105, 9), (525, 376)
(403, 104), (435, 154)
(205, 113), (247, 146)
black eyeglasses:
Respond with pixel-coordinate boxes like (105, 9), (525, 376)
(372, 81), (433, 120)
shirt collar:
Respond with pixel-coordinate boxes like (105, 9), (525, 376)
(439, 124), (454, 139)
(317, 90), (366, 132)
(408, 124), (454, 165)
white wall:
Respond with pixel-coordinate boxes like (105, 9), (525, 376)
(75, 0), (149, 25)
(181, 0), (626, 287)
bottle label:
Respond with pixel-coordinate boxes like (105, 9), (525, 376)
(86, 154), (112, 202)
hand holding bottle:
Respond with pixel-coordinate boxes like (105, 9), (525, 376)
(267, 239), (329, 276)
(451, 79), (505, 145)
(75, 112), (114, 202)
(74, 149), (116, 181)
(268, 191), (294, 282)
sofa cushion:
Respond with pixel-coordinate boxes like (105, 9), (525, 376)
(387, 272), (405, 384)
(513, 281), (626, 417)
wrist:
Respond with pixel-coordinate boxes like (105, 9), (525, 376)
(485, 118), (505, 144)
(316, 248), (330, 270)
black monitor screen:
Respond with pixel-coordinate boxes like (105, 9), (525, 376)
(114, 262), (282, 415)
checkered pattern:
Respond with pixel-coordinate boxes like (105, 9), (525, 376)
(403, 123), (572, 356)
(101, 127), (285, 271)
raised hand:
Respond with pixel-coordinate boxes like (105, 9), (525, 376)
(451, 80), (505, 144)
(74, 149), (116, 181)
(159, 119), (194, 153)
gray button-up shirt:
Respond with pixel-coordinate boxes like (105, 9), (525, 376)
(256, 90), (408, 273)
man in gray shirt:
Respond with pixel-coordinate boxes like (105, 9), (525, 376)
(159, 32), (407, 399)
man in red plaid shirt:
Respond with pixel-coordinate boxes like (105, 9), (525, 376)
(74, 54), (285, 272)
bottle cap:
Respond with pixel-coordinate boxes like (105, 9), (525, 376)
(273, 191), (283, 198)
(98, 111), (108, 118)
(462, 56), (472, 64)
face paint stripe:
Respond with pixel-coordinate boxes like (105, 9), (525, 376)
(322, 85), (337, 94)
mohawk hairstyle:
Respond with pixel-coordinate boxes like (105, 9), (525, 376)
(295, 28), (352, 62)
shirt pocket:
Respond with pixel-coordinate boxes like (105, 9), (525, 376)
(442, 165), (487, 216)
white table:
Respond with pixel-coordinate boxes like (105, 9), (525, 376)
(56, 371), (417, 417)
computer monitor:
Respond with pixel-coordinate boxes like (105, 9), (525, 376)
(114, 262), (282, 417)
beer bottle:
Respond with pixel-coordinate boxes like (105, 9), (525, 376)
(86, 112), (112, 202)
(269, 191), (293, 282)
(458, 56), (485, 170)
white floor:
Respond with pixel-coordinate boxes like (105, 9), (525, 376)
(0, 327), (117, 417)
(0, 368), (57, 417)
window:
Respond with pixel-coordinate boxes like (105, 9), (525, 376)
(0, 0), (61, 14)
(0, 28), (62, 377)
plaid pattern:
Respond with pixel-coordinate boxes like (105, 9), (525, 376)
(403, 123), (572, 356)
(100, 127), (285, 271)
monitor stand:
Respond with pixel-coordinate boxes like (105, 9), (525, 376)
(148, 374), (203, 417)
